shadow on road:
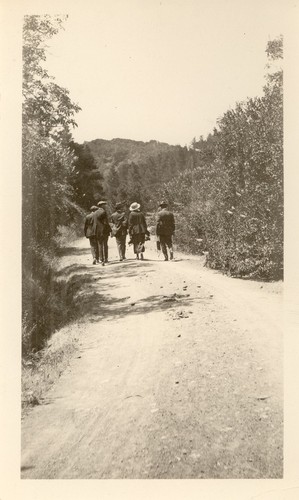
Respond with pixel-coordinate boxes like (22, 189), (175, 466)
(57, 256), (195, 324)
(87, 291), (195, 322)
(57, 246), (90, 257)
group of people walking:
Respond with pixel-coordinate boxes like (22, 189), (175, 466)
(84, 200), (175, 264)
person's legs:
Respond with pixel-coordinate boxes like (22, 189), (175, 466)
(116, 237), (123, 260)
(133, 236), (139, 259)
(139, 236), (145, 260)
(121, 236), (126, 259)
(103, 237), (109, 262)
(160, 235), (168, 260)
(94, 237), (100, 263)
(166, 235), (174, 260)
(97, 238), (105, 264)
(93, 236), (100, 262)
(89, 237), (97, 264)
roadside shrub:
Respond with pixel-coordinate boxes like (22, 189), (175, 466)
(157, 38), (283, 281)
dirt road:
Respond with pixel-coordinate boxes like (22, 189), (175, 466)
(21, 238), (283, 479)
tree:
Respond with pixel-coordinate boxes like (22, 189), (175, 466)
(69, 141), (104, 210)
(126, 162), (143, 205)
(105, 165), (120, 209)
(23, 15), (81, 248)
(23, 15), (80, 140)
(22, 15), (81, 353)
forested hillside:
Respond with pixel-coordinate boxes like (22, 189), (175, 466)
(84, 138), (195, 212)
(87, 138), (171, 173)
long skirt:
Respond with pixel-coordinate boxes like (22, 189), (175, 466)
(131, 233), (145, 254)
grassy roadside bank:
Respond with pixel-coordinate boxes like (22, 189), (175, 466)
(22, 224), (89, 416)
(22, 323), (87, 417)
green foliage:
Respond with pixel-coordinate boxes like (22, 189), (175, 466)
(23, 15), (80, 139)
(69, 141), (105, 209)
(87, 138), (171, 172)
(22, 15), (81, 249)
(22, 15), (81, 356)
(266, 35), (283, 61)
(83, 138), (194, 212)
(105, 165), (120, 209)
(160, 37), (283, 280)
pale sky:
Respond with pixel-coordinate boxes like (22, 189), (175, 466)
(44, 0), (287, 146)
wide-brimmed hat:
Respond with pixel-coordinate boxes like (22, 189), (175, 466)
(90, 205), (98, 211)
(97, 200), (107, 206)
(159, 200), (168, 207)
(129, 202), (140, 211)
(115, 202), (123, 210)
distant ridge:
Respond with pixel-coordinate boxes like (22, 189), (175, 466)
(84, 137), (187, 173)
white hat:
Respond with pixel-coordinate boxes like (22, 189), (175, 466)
(129, 202), (140, 211)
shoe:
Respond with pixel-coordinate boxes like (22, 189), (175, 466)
(101, 261), (105, 266)
(105, 259), (108, 263)
(136, 254), (139, 260)
(119, 258), (123, 261)
(140, 253), (144, 260)
(93, 259), (97, 265)
(164, 257), (168, 261)
(170, 252), (174, 260)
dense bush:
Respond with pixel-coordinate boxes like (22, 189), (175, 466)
(158, 37), (283, 280)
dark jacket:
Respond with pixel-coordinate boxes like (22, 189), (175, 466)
(110, 211), (128, 237)
(156, 208), (175, 236)
(128, 210), (147, 236)
(94, 208), (111, 239)
(84, 212), (97, 238)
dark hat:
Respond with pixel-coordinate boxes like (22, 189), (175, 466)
(90, 205), (98, 211)
(115, 202), (123, 210)
(97, 200), (107, 206)
(159, 201), (168, 207)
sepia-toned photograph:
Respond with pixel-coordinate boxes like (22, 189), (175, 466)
(18, 0), (286, 483)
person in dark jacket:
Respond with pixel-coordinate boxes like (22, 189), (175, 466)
(156, 201), (175, 261)
(110, 202), (128, 261)
(84, 206), (99, 264)
(128, 202), (148, 260)
(94, 201), (111, 265)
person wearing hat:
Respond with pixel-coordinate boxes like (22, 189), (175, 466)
(156, 201), (175, 261)
(84, 206), (99, 264)
(110, 202), (128, 261)
(94, 200), (111, 265)
(128, 202), (148, 260)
